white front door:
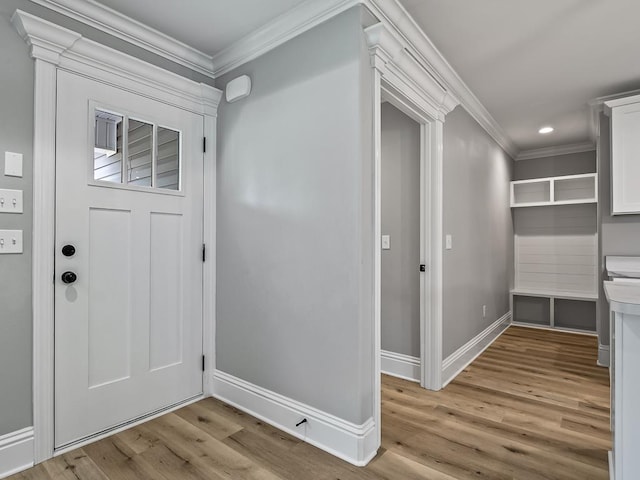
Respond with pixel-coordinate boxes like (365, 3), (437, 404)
(54, 70), (204, 448)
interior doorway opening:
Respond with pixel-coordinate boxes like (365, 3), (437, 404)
(380, 100), (423, 385)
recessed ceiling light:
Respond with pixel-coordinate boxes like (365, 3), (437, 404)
(539, 126), (554, 134)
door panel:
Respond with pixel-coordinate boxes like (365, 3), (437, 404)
(54, 70), (204, 448)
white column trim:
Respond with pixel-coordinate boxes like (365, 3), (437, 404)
(12, 9), (221, 463)
(366, 21), (453, 455)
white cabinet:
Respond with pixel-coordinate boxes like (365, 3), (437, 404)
(605, 95), (640, 215)
(604, 281), (640, 480)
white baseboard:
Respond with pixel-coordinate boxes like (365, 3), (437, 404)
(0, 427), (34, 479)
(609, 450), (614, 480)
(380, 350), (420, 383)
(212, 370), (377, 466)
(442, 312), (511, 388)
(598, 344), (610, 367)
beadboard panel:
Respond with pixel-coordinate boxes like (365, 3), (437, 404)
(514, 204), (597, 296)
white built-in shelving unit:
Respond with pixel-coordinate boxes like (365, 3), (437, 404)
(510, 173), (597, 208)
(510, 173), (598, 333)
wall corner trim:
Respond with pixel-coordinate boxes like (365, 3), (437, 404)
(0, 427), (34, 480)
(211, 370), (378, 467)
(380, 350), (420, 382)
(441, 312), (512, 388)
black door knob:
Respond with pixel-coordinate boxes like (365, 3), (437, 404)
(61, 271), (77, 284)
(62, 245), (76, 257)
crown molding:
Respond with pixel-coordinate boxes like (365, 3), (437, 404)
(588, 88), (640, 139)
(364, 0), (518, 159)
(28, 0), (215, 78)
(211, 0), (359, 77)
(26, 0), (518, 157)
(12, 10), (222, 116)
(515, 141), (595, 161)
(365, 22), (459, 121)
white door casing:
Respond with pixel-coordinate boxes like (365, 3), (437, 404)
(54, 70), (204, 448)
(365, 22), (459, 450)
(12, 10), (222, 462)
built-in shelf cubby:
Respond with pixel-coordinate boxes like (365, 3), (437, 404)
(511, 173), (597, 208)
(510, 177), (598, 333)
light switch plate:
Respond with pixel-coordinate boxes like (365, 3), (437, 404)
(4, 152), (23, 177)
(382, 235), (390, 250)
(0, 189), (23, 213)
(445, 234), (453, 250)
(0, 230), (23, 254)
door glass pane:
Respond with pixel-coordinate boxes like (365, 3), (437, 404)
(157, 127), (180, 191)
(94, 110), (123, 183)
(127, 119), (153, 187)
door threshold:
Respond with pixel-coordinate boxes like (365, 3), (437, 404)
(53, 394), (204, 456)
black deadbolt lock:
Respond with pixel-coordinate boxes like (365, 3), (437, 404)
(62, 244), (76, 257)
(419, 264), (426, 272)
(61, 271), (77, 284)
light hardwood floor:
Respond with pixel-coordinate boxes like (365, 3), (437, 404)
(11, 326), (610, 479)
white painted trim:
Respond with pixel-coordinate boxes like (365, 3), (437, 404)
(364, 0), (517, 158)
(12, 10), (221, 463)
(372, 63), (383, 451)
(28, 0), (518, 157)
(0, 427), (34, 480)
(212, 0), (359, 77)
(511, 322), (598, 337)
(29, 57), (57, 465)
(515, 142), (596, 161)
(12, 11), (221, 117)
(598, 344), (610, 367)
(53, 395), (203, 456)
(212, 371), (377, 467)
(367, 22), (448, 457)
(28, 0), (215, 77)
(380, 350), (420, 382)
(202, 115), (217, 396)
(441, 312), (512, 388)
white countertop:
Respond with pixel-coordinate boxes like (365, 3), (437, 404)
(604, 281), (640, 316)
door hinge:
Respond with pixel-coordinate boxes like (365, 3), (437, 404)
(202, 355), (205, 372)
(202, 243), (206, 262)
(203, 137), (206, 153)
(419, 264), (426, 272)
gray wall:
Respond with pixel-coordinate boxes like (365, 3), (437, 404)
(442, 106), (514, 358)
(513, 151), (596, 180)
(215, 7), (374, 424)
(0, 1), (214, 436)
(598, 112), (640, 346)
(380, 103), (420, 358)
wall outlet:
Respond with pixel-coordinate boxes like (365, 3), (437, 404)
(482, 305), (487, 318)
(0, 189), (23, 213)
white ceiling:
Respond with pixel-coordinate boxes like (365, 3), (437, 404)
(93, 0), (640, 153)
(95, 0), (309, 56)
(400, 0), (640, 151)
